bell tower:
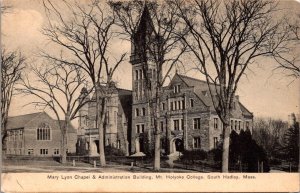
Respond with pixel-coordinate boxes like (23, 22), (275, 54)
(130, 4), (161, 102)
(130, 5), (162, 154)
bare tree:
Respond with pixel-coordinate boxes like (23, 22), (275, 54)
(41, 0), (126, 166)
(18, 60), (90, 163)
(1, 49), (25, 154)
(273, 14), (300, 79)
(110, 1), (188, 171)
(252, 117), (288, 160)
(175, 0), (290, 172)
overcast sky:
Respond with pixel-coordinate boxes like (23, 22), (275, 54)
(2, 0), (300, 122)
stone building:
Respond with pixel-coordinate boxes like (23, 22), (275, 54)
(77, 5), (253, 157)
(129, 6), (254, 155)
(5, 112), (77, 156)
(76, 85), (132, 156)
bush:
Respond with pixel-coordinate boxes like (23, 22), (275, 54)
(105, 146), (125, 156)
(181, 149), (208, 163)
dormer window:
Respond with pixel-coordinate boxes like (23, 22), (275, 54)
(190, 98), (194, 108)
(173, 85), (181, 93)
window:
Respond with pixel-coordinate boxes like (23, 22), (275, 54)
(170, 102), (174, 111)
(235, 120), (237, 130)
(160, 121), (164, 132)
(141, 124), (145, 133)
(182, 100), (185, 110)
(139, 69), (143, 79)
(136, 125), (140, 133)
(117, 140), (120, 149)
(190, 98), (194, 108)
(142, 108), (146, 116)
(19, 130), (23, 140)
(246, 121), (250, 130)
(37, 123), (51, 141)
(214, 137), (218, 148)
(162, 103), (165, 111)
(193, 137), (201, 149)
(174, 120), (180, 130)
(214, 118), (218, 129)
(28, 149), (33, 155)
(178, 101), (181, 110)
(135, 108), (140, 117)
(173, 85), (181, 93)
(135, 70), (139, 80)
(174, 101), (177, 110)
(231, 120), (233, 131)
(181, 119), (184, 130)
(54, 149), (59, 155)
(194, 118), (201, 130)
(40, 149), (48, 155)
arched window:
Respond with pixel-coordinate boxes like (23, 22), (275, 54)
(37, 123), (51, 141)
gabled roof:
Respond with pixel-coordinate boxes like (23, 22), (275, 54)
(171, 73), (253, 117)
(7, 112), (42, 129)
(7, 112), (77, 133)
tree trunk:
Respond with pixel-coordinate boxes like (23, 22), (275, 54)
(95, 89), (106, 167)
(61, 112), (70, 164)
(154, 132), (161, 171)
(222, 123), (230, 172)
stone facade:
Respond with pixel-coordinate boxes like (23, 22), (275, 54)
(129, 6), (254, 155)
(6, 112), (77, 156)
(77, 86), (132, 156)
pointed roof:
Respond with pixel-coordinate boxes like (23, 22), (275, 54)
(134, 3), (156, 36)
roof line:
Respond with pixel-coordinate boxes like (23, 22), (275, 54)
(8, 111), (43, 118)
(238, 101), (253, 116)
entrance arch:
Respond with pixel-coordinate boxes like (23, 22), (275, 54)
(170, 137), (183, 154)
(135, 137), (145, 153)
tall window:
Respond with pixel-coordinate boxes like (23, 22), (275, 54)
(136, 125), (140, 133)
(135, 70), (139, 80)
(170, 102), (174, 111)
(194, 118), (201, 130)
(160, 121), (164, 132)
(135, 108), (140, 117)
(162, 103), (165, 111)
(190, 98), (194, 108)
(142, 108), (146, 116)
(182, 100), (185, 110)
(231, 120), (234, 131)
(40, 149), (48, 155)
(174, 120), (180, 130)
(193, 137), (201, 148)
(141, 124), (145, 133)
(246, 121), (250, 130)
(214, 118), (218, 129)
(37, 123), (51, 141)
(235, 120), (237, 130)
(214, 137), (218, 148)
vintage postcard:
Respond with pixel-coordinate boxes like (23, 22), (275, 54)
(1, 0), (299, 192)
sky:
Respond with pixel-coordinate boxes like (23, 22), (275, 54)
(1, 0), (300, 123)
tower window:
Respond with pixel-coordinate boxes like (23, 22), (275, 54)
(142, 108), (146, 116)
(173, 120), (180, 130)
(135, 108), (140, 117)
